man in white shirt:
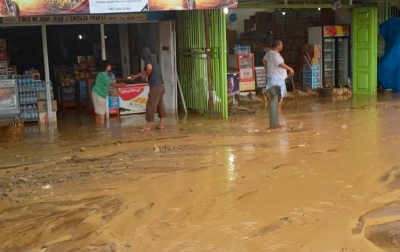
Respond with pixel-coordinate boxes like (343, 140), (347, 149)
(262, 40), (294, 111)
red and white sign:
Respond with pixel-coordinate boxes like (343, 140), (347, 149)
(118, 83), (149, 115)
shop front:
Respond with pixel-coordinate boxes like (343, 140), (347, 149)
(0, 0), (238, 123)
(0, 13), (178, 124)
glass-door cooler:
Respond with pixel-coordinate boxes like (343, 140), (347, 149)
(323, 38), (335, 88)
(337, 37), (349, 87)
(237, 53), (255, 92)
(0, 79), (19, 119)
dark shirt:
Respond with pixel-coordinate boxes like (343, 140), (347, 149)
(141, 47), (164, 88)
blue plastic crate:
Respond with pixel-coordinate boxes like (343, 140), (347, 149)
(303, 64), (320, 71)
(303, 70), (319, 79)
(303, 76), (319, 83)
(108, 97), (120, 109)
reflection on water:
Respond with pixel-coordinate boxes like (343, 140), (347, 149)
(5, 93), (400, 149)
(227, 148), (236, 182)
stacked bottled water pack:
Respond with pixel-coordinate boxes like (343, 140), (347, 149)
(17, 75), (53, 121)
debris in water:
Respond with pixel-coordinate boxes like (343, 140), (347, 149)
(78, 147), (85, 152)
(341, 124), (348, 129)
(153, 145), (160, 153)
(41, 184), (52, 190)
(18, 177), (28, 183)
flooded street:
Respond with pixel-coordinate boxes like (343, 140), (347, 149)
(2, 96), (400, 252)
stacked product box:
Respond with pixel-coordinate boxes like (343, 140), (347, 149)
(255, 66), (266, 88)
(303, 64), (320, 89)
(36, 80), (57, 123)
(108, 87), (120, 115)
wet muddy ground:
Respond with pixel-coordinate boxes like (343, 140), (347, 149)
(1, 95), (400, 251)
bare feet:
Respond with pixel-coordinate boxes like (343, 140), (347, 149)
(156, 118), (165, 130)
(141, 121), (152, 131)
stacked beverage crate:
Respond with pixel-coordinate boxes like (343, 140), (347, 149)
(255, 66), (266, 88)
(303, 64), (320, 89)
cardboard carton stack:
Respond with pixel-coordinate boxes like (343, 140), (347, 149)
(302, 44), (321, 90)
(37, 81), (57, 123)
(0, 39), (8, 79)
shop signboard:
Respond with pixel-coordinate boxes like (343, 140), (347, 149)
(323, 26), (350, 37)
(0, 13), (147, 24)
(89, 0), (148, 13)
(0, 0), (237, 17)
(149, 0), (238, 10)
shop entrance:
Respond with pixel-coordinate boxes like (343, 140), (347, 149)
(0, 16), (177, 124)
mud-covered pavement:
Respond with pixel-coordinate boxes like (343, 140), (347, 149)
(2, 96), (400, 252)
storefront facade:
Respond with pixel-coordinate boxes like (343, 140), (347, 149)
(0, 1), (236, 122)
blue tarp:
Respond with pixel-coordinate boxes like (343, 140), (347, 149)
(378, 18), (400, 92)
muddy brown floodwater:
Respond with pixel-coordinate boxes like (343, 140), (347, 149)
(2, 95), (400, 252)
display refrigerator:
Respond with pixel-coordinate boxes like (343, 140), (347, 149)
(0, 79), (19, 119)
(227, 53), (255, 92)
(308, 25), (350, 88)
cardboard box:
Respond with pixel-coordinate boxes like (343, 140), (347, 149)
(301, 44), (321, 52)
(37, 91), (54, 101)
(118, 84), (149, 115)
(303, 58), (319, 65)
(39, 112), (57, 123)
(62, 94), (75, 102)
(0, 39), (6, 49)
(239, 81), (256, 92)
(226, 29), (237, 48)
(0, 50), (7, 60)
(255, 12), (272, 31)
(304, 50), (320, 59)
(87, 55), (96, 67)
(37, 100), (57, 113)
(108, 87), (119, 97)
(77, 56), (87, 64)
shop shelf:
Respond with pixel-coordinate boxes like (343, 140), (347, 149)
(19, 102), (37, 105)
(22, 118), (39, 123)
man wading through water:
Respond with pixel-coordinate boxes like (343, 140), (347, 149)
(262, 40), (294, 112)
(141, 47), (166, 131)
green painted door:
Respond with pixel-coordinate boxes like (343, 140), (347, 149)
(352, 7), (378, 95)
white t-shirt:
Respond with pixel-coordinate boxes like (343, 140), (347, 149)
(263, 50), (287, 81)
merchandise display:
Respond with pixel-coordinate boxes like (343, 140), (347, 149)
(255, 66), (266, 88)
(17, 75), (55, 121)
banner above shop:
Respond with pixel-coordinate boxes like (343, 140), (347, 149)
(0, 13), (147, 24)
(149, 0), (238, 10)
(89, 0), (148, 14)
(0, 0), (237, 17)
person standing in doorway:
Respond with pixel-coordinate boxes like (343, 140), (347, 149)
(92, 60), (125, 125)
(140, 47), (166, 131)
(262, 40), (294, 112)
